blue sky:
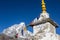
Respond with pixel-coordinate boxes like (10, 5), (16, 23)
(0, 0), (60, 34)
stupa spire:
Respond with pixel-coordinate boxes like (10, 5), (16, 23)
(42, 0), (46, 13)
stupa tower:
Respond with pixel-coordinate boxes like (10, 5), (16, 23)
(29, 0), (58, 36)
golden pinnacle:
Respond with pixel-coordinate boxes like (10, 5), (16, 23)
(42, 0), (46, 13)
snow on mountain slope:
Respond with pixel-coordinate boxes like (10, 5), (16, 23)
(3, 22), (26, 37)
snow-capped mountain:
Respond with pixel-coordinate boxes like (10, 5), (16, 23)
(3, 22), (33, 39)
